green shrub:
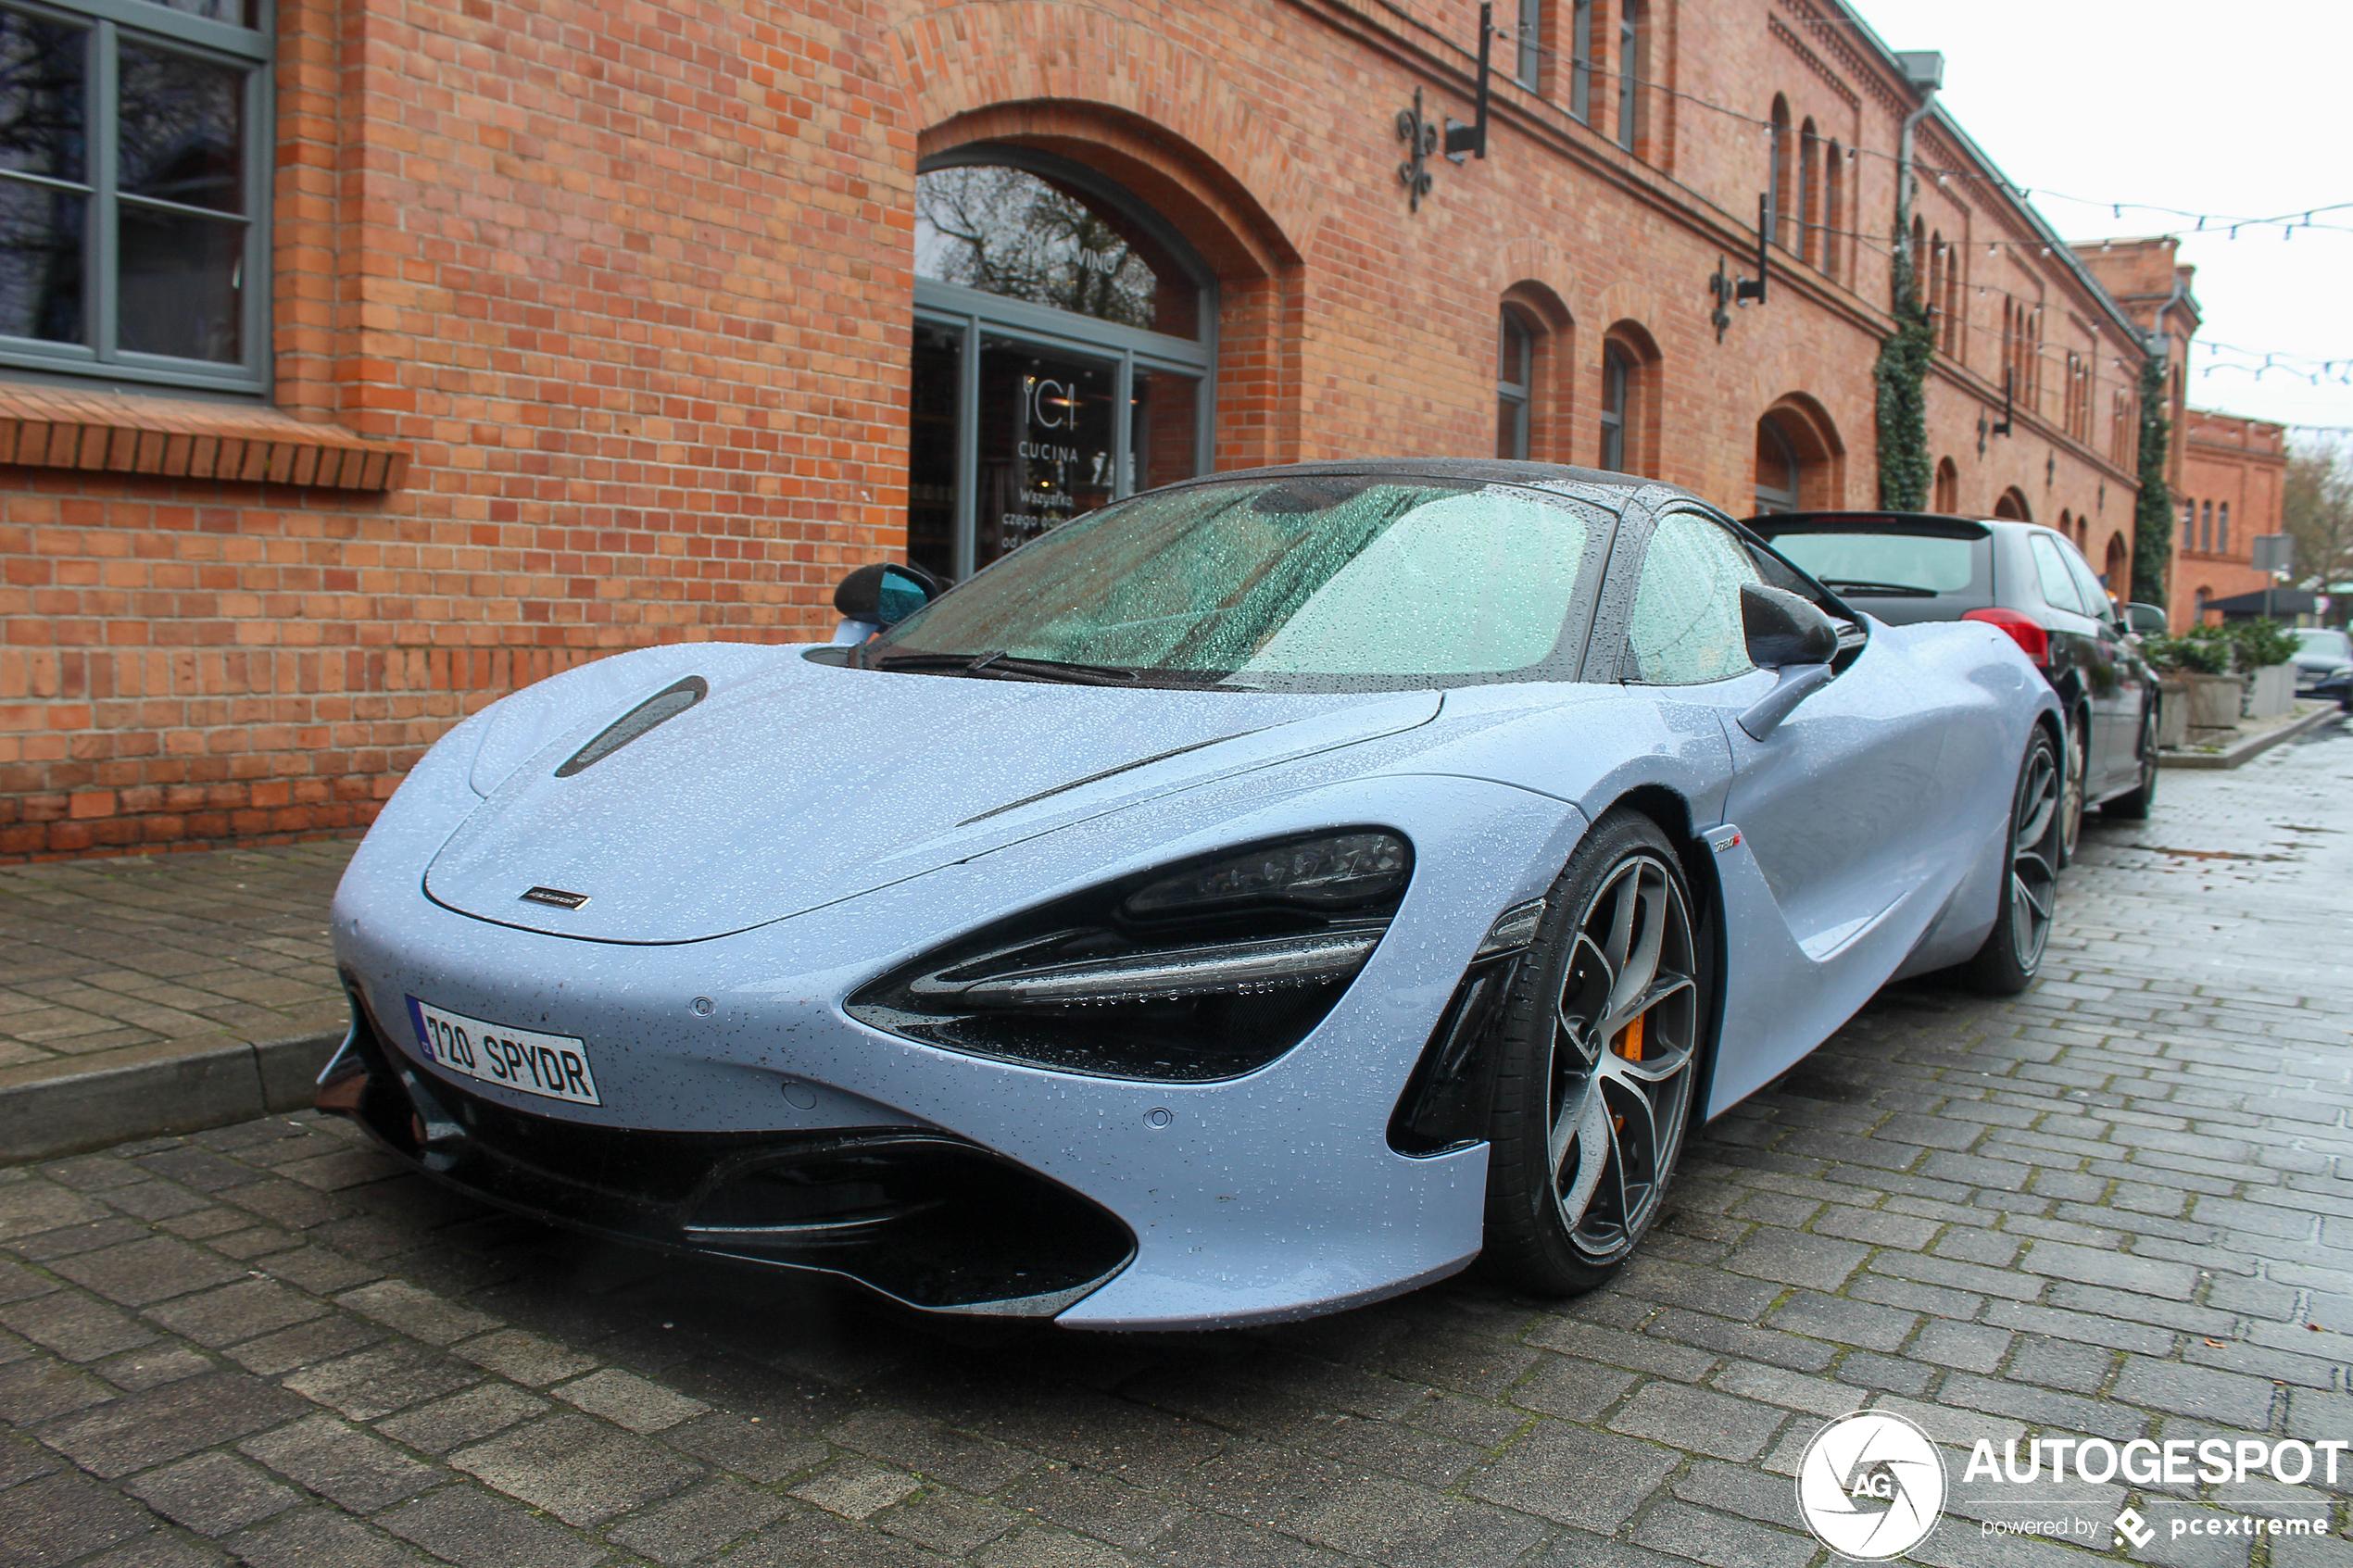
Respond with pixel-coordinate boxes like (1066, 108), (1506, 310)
(2143, 632), (2230, 675)
(2223, 619), (2301, 671)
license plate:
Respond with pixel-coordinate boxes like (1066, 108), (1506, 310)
(405, 997), (602, 1107)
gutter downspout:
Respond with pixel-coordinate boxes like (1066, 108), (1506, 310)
(1894, 91), (1936, 305)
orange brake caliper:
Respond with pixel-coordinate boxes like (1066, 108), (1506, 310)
(1613, 1011), (1644, 1133)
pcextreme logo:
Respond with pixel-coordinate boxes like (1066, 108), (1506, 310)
(1795, 1411), (1947, 1560)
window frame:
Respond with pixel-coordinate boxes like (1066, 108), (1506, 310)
(1514, 0), (1541, 90)
(1568, 0), (1592, 120)
(0, 0), (273, 395)
(1599, 341), (1629, 471)
(1497, 306), (1534, 460)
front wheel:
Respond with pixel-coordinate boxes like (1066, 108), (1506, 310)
(1959, 726), (2063, 996)
(1482, 811), (1705, 1297)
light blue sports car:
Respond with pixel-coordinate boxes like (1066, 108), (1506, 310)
(320, 461), (2062, 1330)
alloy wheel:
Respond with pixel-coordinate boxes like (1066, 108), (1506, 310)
(2059, 719), (2086, 862)
(1544, 853), (1698, 1266)
(2006, 738), (2061, 971)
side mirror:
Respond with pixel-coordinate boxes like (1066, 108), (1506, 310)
(1741, 583), (1841, 670)
(834, 562), (942, 629)
(2122, 602), (2169, 637)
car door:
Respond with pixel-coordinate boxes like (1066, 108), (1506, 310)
(2057, 537), (2147, 795)
(2026, 530), (2126, 795)
(1606, 508), (1970, 1110)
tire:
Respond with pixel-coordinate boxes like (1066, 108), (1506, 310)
(1960, 726), (2063, 997)
(2101, 699), (2158, 822)
(2057, 712), (2088, 866)
(1482, 810), (1707, 1297)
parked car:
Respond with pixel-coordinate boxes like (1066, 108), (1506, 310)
(319, 462), (2059, 1330)
(2290, 626), (2353, 709)
(1746, 511), (2159, 858)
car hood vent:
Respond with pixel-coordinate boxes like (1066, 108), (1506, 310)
(422, 665), (1439, 944)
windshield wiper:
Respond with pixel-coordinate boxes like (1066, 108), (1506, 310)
(871, 650), (1143, 685)
(1818, 579), (1938, 597)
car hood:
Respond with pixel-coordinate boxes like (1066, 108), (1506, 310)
(423, 659), (1441, 943)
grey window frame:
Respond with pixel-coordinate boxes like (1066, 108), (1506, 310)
(1599, 342), (1629, 471)
(1497, 307), (1533, 460)
(1615, 0), (1642, 151)
(1514, 0), (1541, 89)
(1568, 0), (1592, 120)
(912, 144), (1216, 583)
(0, 0), (272, 395)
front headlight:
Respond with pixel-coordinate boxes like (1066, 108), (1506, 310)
(848, 830), (1412, 1082)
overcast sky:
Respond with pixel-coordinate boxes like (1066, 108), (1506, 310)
(1848, 0), (2353, 438)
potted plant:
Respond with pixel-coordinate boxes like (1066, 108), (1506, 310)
(2221, 619), (2301, 719)
(2140, 628), (2238, 737)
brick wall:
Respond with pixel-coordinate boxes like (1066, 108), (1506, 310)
(2, 0), (2155, 859)
(2176, 408), (2288, 627)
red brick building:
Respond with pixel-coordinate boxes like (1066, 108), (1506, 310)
(2174, 409), (2287, 627)
(0, 0), (2171, 859)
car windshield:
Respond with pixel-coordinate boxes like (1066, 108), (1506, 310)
(2295, 629), (2353, 661)
(1763, 530), (1982, 595)
(864, 474), (1608, 690)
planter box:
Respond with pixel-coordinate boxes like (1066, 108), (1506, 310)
(2156, 676), (2190, 748)
(2183, 673), (2246, 730)
(2245, 663), (2296, 720)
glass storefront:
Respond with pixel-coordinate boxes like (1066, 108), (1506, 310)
(910, 149), (1214, 580)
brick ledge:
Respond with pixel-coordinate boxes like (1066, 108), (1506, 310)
(0, 383), (408, 491)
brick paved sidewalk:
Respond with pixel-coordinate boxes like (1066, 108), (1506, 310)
(0, 721), (2349, 1567)
(0, 843), (354, 1075)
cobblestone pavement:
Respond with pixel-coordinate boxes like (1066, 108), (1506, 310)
(0, 845), (351, 1074)
(3, 721), (2352, 1568)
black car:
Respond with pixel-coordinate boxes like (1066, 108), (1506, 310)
(1745, 511), (2158, 858)
(2290, 627), (2353, 709)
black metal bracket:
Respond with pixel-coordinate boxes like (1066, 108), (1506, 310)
(1396, 89), (1437, 211)
(1992, 369), (2013, 437)
(1708, 195), (1768, 342)
(1977, 410), (1989, 457)
(1445, 3), (1493, 164)
(2045, 452), (2056, 487)
(1736, 194), (1769, 304)
(1708, 260), (1734, 343)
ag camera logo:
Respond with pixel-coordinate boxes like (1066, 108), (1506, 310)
(1796, 1411), (1947, 1560)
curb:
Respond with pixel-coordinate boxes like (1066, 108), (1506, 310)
(2159, 704), (2341, 770)
(0, 1029), (344, 1164)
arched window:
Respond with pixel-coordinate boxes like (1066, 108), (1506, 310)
(1515, 0), (1543, 88)
(1797, 120), (1819, 266)
(1600, 342), (1632, 471)
(1934, 458), (1959, 513)
(1993, 487), (2031, 522)
(1616, 0), (1647, 152)
(1754, 418), (1799, 514)
(1569, 0), (1594, 119)
(2200, 500), (2213, 553)
(2218, 501), (2229, 554)
(2196, 586), (2212, 621)
(1768, 97), (1792, 249)
(913, 147), (1215, 579)
(1926, 232), (1943, 336)
(1943, 244), (1962, 357)
(1754, 399), (1843, 513)
(1823, 142), (1844, 282)
(2181, 497), (2196, 550)
(2104, 533), (2128, 593)
(2059, 508), (2072, 546)
(1498, 307), (1537, 460)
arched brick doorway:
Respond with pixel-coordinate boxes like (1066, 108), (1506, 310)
(1753, 396), (1843, 513)
(1992, 486), (2032, 522)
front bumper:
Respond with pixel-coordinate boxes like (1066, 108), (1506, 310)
(321, 1001), (1135, 1314)
(2295, 672), (2353, 707)
(326, 769), (1588, 1329)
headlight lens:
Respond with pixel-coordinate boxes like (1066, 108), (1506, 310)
(848, 830), (1411, 1082)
